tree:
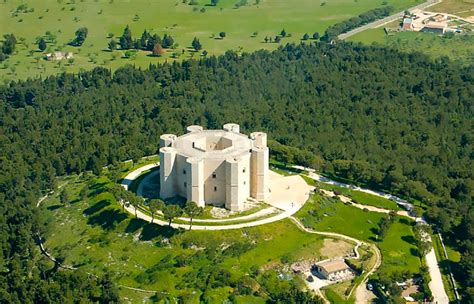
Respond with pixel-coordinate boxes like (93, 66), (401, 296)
(184, 201), (203, 230)
(219, 31), (226, 39)
(147, 34), (161, 51)
(140, 30), (150, 50)
(99, 273), (120, 303)
(302, 33), (310, 40)
(280, 29), (287, 37)
(119, 25), (133, 50)
(163, 205), (183, 227)
(414, 224), (433, 261)
(162, 34), (174, 48)
(2, 34), (17, 55)
(211, 0), (219, 5)
(71, 27), (88, 46)
(38, 37), (47, 51)
(80, 185), (89, 201)
(108, 39), (117, 51)
(60, 189), (70, 205)
(148, 199), (164, 223)
(129, 194), (141, 218)
(106, 164), (121, 182)
(312, 32), (320, 40)
(152, 43), (165, 57)
(191, 37), (202, 51)
(274, 36), (281, 43)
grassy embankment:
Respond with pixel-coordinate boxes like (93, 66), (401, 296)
(40, 170), (359, 302)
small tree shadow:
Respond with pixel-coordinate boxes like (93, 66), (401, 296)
(87, 209), (127, 230)
(140, 223), (182, 241)
(410, 248), (419, 257)
(125, 218), (147, 233)
(399, 217), (411, 225)
(401, 235), (417, 245)
(47, 204), (62, 211)
(83, 200), (111, 216)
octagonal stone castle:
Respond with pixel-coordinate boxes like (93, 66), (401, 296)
(159, 123), (269, 211)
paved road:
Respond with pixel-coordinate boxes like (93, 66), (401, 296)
(297, 166), (449, 303)
(338, 0), (442, 40)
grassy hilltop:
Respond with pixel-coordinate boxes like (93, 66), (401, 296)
(0, 0), (421, 82)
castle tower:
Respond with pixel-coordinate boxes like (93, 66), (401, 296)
(158, 124), (269, 211)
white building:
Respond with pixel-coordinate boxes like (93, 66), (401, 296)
(159, 123), (269, 211)
(314, 260), (353, 281)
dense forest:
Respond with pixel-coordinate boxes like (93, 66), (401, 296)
(0, 42), (473, 302)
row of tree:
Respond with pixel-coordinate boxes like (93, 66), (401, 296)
(0, 33), (16, 62)
(110, 185), (204, 229)
(321, 6), (394, 41)
(109, 26), (175, 52)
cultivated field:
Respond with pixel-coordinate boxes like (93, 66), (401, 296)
(1, 0), (421, 82)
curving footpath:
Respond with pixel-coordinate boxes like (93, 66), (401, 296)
(295, 166), (449, 304)
(290, 216), (381, 303)
(121, 164), (312, 230)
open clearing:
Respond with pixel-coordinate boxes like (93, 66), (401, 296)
(1, 0), (421, 82)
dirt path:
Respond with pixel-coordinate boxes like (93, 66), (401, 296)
(290, 217), (381, 303)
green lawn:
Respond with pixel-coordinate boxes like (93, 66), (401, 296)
(40, 173), (356, 301)
(316, 182), (402, 211)
(377, 217), (420, 275)
(296, 193), (387, 242)
(349, 30), (474, 64)
(296, 193), (421, 276)
(1, 0), (421, 83)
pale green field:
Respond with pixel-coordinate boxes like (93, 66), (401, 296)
(349, 29), (474, 64)
(0, 0), (421, 82)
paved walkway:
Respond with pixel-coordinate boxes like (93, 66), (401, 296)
(121, 165), (313, 230)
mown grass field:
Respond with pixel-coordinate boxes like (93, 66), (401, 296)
(350, 30), (474, 64)
(1, 0), (421, 82)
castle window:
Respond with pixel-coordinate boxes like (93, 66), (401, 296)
(184, 182), (187, 188)
(183, 169), (186, 175)
(244, 181), (246, 185)
(214, 186), (217, 192)
(212, 173), (216, 179)
(243, 167), (246, 173)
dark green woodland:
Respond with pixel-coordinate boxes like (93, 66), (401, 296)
(0, 42), (472, 302)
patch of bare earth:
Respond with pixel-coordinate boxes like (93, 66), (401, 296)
(320, 239), (353, 259)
